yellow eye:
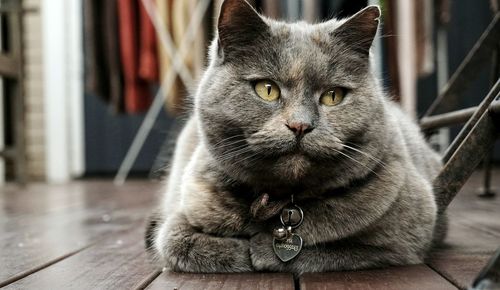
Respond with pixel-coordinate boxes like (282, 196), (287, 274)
(254, 80), (280, 101)
(320, 88), (345, 106)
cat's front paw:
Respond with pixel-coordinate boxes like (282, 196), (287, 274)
(249, 232), (285, 272)
(157, 214), (253, 273)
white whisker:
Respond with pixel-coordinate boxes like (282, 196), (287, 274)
(331, 148), (381, 178)
(341, 143), (388, 169)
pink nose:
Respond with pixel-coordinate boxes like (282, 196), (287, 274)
(286, 122), (314, 137)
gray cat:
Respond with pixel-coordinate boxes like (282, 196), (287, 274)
(145, 0), (446, 274)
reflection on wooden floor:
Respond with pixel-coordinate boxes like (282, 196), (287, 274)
(0, 170), (499, 289)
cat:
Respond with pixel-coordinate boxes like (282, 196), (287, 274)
(145, 0), (446, 274)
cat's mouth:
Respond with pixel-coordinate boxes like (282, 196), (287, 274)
(245, 131), (330, 161)
(266, 142), (310, 160)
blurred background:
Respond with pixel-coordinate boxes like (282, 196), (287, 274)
(0, 0), (498, 184)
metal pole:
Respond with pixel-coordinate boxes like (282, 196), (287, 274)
(420, 101), (500, 130)
(442, 79), (500, 163)
(424, 13), (500, 117)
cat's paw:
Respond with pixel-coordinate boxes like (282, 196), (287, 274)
(157, 215), (253, 273)
(249, 232), (285, 271)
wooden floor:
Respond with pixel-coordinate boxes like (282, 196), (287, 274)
(0, 170), (499, 289)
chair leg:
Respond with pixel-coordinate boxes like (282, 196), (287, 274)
(478, 148), (496, 198)
(478, 42), (500, 198)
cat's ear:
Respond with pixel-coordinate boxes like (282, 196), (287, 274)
(332, 6), (380, 55)
(217, 0), (270, 60)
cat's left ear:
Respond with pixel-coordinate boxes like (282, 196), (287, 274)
(331, 6), (380, 55)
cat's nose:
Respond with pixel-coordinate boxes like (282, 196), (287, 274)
(286, 122), (314, 137)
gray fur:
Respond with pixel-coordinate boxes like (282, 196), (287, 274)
(146, 0), (445, 274)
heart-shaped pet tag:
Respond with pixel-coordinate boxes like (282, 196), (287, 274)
(273, 233), (303, 262)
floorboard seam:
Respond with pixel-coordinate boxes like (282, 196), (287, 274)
(0, 221), (146, 288)
(426, 262), (462, 290)
(0, 244), (93, 288)
(294, 274), (301, 290)
(133, 270), (162, 290)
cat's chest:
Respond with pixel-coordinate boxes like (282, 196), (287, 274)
(182, 169), (348, 236)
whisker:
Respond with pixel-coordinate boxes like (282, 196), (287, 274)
(211, 138), (248, 151)
(331, 148), (381, 178)
(210, 134), (246, 148)
(232, 150), (262, 166)
(216, 147), (250, 162)
(341, 144), (389, 169)
(216, 146), (254, 163)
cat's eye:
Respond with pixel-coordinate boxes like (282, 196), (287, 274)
(254, 80), (280, 101)
(320, 88), (345, 106)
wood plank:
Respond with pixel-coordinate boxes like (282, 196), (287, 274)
(0, 181), (160, 286)
(0, 206), (150, 287)
(3, 225), (156, 289)
(0, 170), (497, 289)
(427, 214), (500, 289)
(447, 191), (500, 214)
(0, 180), (157, 218)
(449, 212), (500, 239)
(428, 253), (491, 290)
(299, 265), (456, 290)
(440, 217), (500, 253)
(146, 272), (295, 290)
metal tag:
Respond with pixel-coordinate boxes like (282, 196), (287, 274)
(273, 233), (303, 262)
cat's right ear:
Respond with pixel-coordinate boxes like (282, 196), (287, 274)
(217, 0), (270, 61)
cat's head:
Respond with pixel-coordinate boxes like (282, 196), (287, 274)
(195, 0), (386, 186)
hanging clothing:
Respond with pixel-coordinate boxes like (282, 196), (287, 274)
(85, 0), (210, 115)
(84, 0), (124, 113)
(117, 0), (154, 113)
(104, 0), (125, 112)
(139, 1), (160, 82)
(84, 0), (106, 101)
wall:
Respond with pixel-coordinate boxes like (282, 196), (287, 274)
(23, 0), (46, 180)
